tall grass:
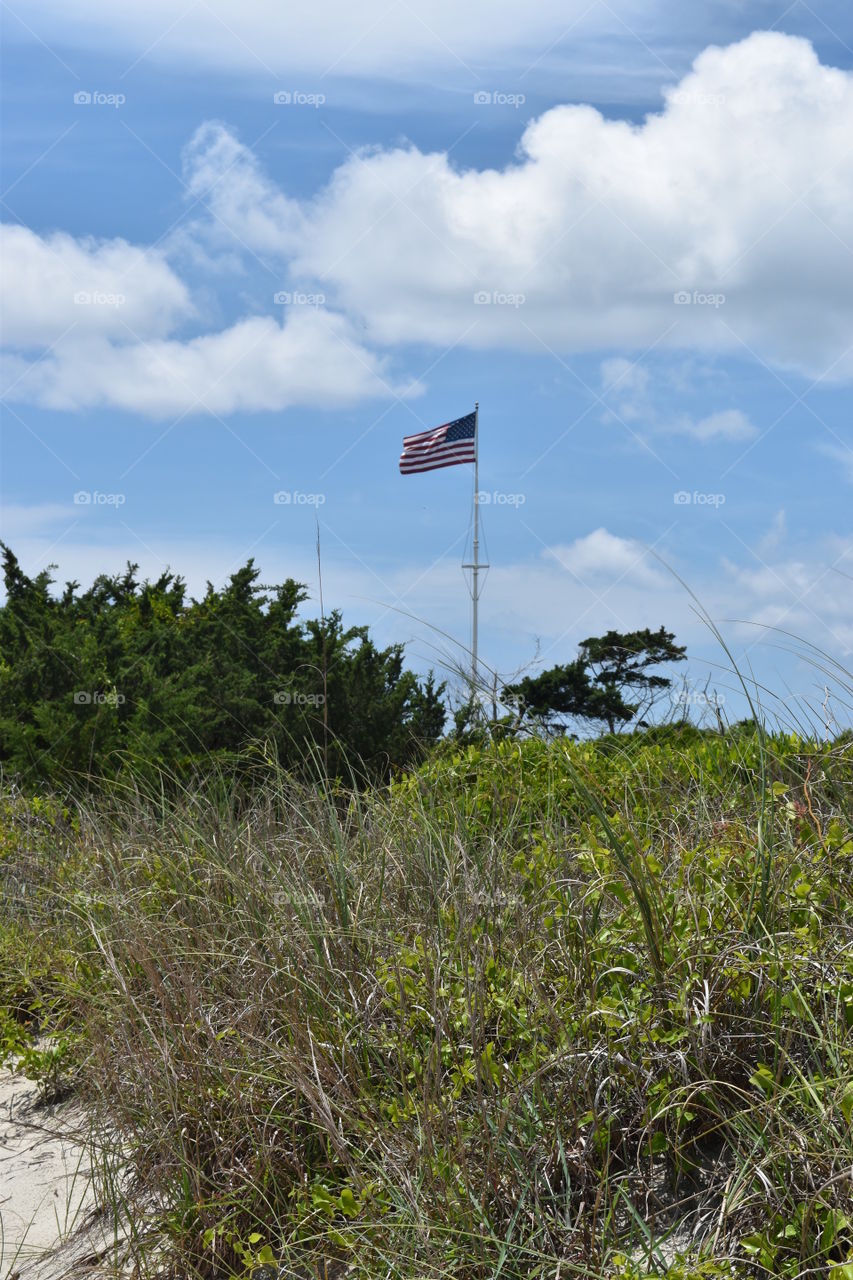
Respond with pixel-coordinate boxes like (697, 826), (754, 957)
(2, 725), (853, 1278)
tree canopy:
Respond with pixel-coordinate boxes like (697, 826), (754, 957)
(504, 626), (686, 735)
(0, 545), (445, 786)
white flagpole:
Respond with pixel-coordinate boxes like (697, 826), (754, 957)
(472, 402), (479, 696)
(462, 403), (486, 709)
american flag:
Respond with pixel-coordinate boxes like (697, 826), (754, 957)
(399, 411), (477, 474)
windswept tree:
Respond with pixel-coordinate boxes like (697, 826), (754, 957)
(504, 626), (686, 735)
(577, 627), (687, 732)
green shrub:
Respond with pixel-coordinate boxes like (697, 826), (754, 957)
(1, 730), (852, 1276)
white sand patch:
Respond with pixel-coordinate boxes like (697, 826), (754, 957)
(0, 1068), (96, 1277)
(0, 1067), (139, 1280)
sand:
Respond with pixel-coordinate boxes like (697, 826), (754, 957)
(0, 1068), (132, 1280)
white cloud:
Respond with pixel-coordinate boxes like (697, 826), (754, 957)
(12, 0), (653, 79)
(599, 358), (758, 440)
(600, 357), (651, 421)
(601, 358), (650, 397)
(181, 124), (304, 260)
(2, 309), (416, 416)
(0, 224), (193, 347)
(546, 528), (666, 588)
(672, 408), (758, 441)
(722, 547), (853, 653)
(818, 443), (853, 483)
(0, 221), (417, 416)
(0, 503), (77, 539)
(185, 33), (853, 378)
(4, 33), (851, 420)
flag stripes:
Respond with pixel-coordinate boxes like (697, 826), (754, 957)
(399, 411), (476, 474)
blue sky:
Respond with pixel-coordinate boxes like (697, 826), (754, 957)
(2, 0), (852, 730)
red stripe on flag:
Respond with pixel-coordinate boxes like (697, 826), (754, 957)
(400, 455), (476, 474)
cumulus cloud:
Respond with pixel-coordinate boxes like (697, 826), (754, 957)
(722, 546), (853, 653)
(181, 124), (304, 259)
(517, 532), (853, 663)
(0, 223), (193, 346)
(598, 359), (757, 441)
(185, 33), (853, 378)
(2, 309), (415, 416)
(0, 222), (416, 416)
(4, 32), (851, 419)
(546, 528), (666, 588)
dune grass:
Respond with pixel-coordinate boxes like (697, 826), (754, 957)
(2, 724), (853, 1278)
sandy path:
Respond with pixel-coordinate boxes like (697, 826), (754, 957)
(0, 1069), (132, 1280)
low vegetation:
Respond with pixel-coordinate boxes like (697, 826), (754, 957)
(3, 724), (853, 1277)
